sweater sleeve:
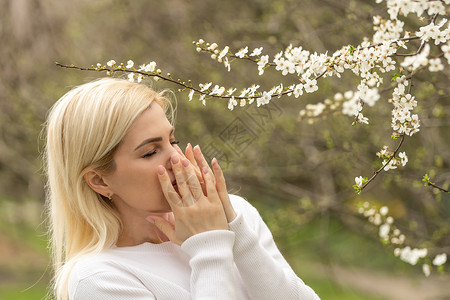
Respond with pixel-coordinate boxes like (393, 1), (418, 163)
(181, 229), (237, 300)
(228, 195), (321, 300)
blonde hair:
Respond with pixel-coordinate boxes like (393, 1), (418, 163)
(43, 77), (173, 299)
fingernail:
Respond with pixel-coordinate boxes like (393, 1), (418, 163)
(187, 142), (192, 149)
(182, 158), (189, 167)
(157, 165), (165, 175)
(146, 217), (155, 224)
(171, 155), (179, 164)
(202, 166), (208, 174)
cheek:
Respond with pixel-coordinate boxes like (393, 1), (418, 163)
(132, 164), (160, 192)
(112, 162), (159, 196)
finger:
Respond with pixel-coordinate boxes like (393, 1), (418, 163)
(174, 143), (186, 158)
(146, 216), (179, 245)
(186, 143), (204, 189)
(182, 158), (203, 200)
(185, 143), (198, 168)
(212, 158), (228, 196)
(171, 155), (192, 204)
(212, 158), (237, 222)
(157, 165), (182, 207)
(202, 165), (219, 202)
(193, 145), (214, 181)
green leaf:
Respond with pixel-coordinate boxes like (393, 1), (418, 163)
(348, 44), (355, 55)
(422, 173), (435, 186)
(392, 73), (401, 81)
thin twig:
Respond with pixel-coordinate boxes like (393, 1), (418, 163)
(425, 182), (450, 193)
(395, 40), (426, 57)
(56, 62), (326, 102)
(360, 134), (405, 192)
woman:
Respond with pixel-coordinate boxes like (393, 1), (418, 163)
(44, 77), (320, 299)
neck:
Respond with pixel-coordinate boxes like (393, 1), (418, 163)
(116, 212), (171, 247)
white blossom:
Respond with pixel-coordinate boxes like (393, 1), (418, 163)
(226, 88), (237, 96)
(293, 84), (304, 98)
(247, 84), (260, 97)
(188, 90), (195, 101)
(422, 264), (431, 277)
(399, 247), (428, 265)
(199, 94), (206, 106)
(249, 47), (263, 57)
(257, 55), (269, 75)
(207, 43), (218, 51)
(126, 60), (134, 69)
(139, 61), (156, 72)
(428, 58), (444, 72)
(361, 88), (380, 107)
(355, 176), (364, 188)
(442, 42), (450, 63)
(304, 79), (318, 93)
(398, 152), (408, 166)
(217, 46), (229, 62)
(383, 159), (398, 171)
(357, 113), (369, 124)
(228, 96), (237, 111)
(342, 97), (361, 116)
(210, 85), (225, 96)
(256, 91), (272, 107)
(379, 223), (390, 239)
(199, 82), (212, 92)
(235, 46), (248, 58)
(432, 253), (447, 266)
(427, 2), (446, 15)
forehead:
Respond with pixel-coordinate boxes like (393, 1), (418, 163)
(121, 103), (172, 148)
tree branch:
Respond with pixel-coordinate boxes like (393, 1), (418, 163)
(360, 134), (405, 192)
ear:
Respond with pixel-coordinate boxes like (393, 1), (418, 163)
(84, 169), (113, 198)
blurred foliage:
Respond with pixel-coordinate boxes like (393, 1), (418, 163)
(0, 0), (449, 298)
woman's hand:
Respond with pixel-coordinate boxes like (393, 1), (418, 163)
(175, 143), (236, 223)
(210, 156), (237, 223)
(173, 143), (205, 193)
(147, 154), (229, 245)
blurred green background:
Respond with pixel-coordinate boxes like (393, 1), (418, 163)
(0, 0), (449, 299)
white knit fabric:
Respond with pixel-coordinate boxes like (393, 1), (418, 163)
(68, 194), (320, 299)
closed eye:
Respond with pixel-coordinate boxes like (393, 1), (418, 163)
(142, 140), (180, 158)
(142, 150), (157, 158)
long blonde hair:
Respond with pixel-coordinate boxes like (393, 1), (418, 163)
(43, 77), (173, 299)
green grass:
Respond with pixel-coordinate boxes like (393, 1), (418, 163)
(0, 283), (48, 300)
(0, 198), (50, 300)
(304, 276), (388, 300)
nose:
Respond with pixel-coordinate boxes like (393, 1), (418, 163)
(164, 146), (181, 171)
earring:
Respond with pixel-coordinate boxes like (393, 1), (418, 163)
(107, 194), (112, 201)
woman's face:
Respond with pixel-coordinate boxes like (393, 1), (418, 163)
(103, 101), (179, 217)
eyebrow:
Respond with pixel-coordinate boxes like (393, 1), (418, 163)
(134, 127), (175, 151)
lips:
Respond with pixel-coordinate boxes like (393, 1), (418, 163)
(171, 179), (179, 193)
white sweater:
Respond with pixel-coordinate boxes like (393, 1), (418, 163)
(68, 195), (320, 299)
